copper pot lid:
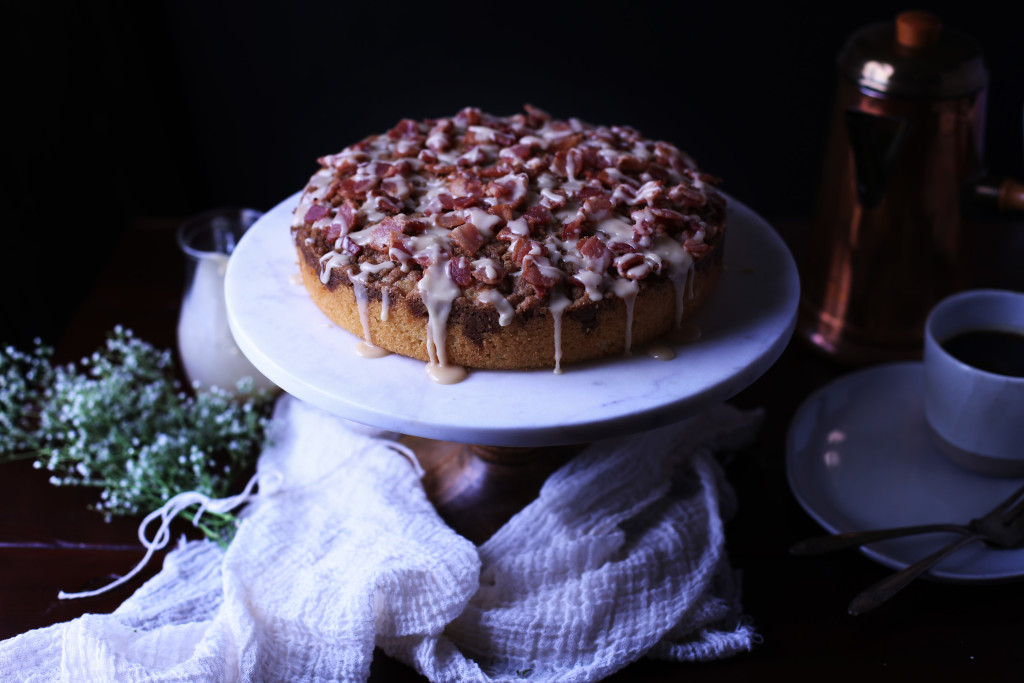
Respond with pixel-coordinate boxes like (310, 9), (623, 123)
(838, 10), (987, 98)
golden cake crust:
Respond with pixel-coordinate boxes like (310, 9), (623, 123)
(294, 242), (723, 369)
(291, 106), (727, 371)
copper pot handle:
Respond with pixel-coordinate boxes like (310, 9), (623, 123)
(998, 178), (1024, 212)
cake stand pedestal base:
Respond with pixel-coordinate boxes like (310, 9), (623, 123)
(400, 436), (585, 544)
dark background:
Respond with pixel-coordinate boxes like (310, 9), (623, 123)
(5, 0), (1022, 349)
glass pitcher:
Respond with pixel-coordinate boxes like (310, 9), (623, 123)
(176, 208), (277, 394)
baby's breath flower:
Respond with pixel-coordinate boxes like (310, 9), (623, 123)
(0, 327), (275, 544)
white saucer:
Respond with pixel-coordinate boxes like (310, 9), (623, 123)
(225, 192), (798, 446)
(787, 362), (1024, 583)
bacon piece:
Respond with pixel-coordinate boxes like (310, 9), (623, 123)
(426, 163), (457, 175)
(577, 236), (612, 272)
(303, 203), (328, 224)
(523, 157), (547, 177)
(464, 126), (494, 146)
(448, 256), (473, 287)
(389, 118), (423, 139)
(336, 199), (359, 230)
(521, 257), (560, 296)
(323, 222), (343, 242)
(329, 156), (359, 175)
(450, 173), (484, 198)
(428, 119), (455, 136)
(369, 161), (392, 177)
(502, 144), (532, 161)
(684, 235), (711, 256)
(454, 107), (482, 126)
(426, 132), (450, 152)
(487, 203), (515, 223)
(472, 261), (507, 285)
(649, 207), (686, 229)
(452, 195), (483, 209)
(495, 225), (519, 243)
(611, 183), (638, 206)
(436, 211), (466, 229)
(644, 163), (671, 182)
(560, 214), (586, 241)
(405, 218), (428, 235)
(522, 204), (553, 229)
(384, 160), (412, 177)
(550, 147), (585, 178)
(618, 154), (648, 172)
(667, 183), (707, 208)
(524, 104), (551, 127)
(653, 141), (685, 168)
(595, 148), (623, 170)
(631, 207), (657, 248)
(633, 180), (664, 205)
(538, 188), (567, 210)
(374, 194), (403, 214)
(340, 235), (363, 257)
(387, 232), (410, 254)
(323, 179), (344, 203)
(478, 162), (514, 178)
(549, 132), (584, 153)
(451, 223), (485, 256)
(395, 138), (421, 158)
(492, 130), (517, 147)
(379, 177), (409, 203)
(615, 253), (647, 279)
(437, 193), (456, 211)
(414, 243), (449, 266)
(425, 120), (454, 152)
(485, 173), (529, 207)
(340, 175), (378, 198)
(368, 216), (408, 252)
(511, 238), (546, 266)
(581, 196), (613, 223)
(457, 146), (488, 167)
(611, 125), (642, 144)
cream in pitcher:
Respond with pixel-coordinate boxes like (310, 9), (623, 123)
(177, 208), (277, 394)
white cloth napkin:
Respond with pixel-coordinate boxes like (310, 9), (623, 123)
(0, 394), (761, 682)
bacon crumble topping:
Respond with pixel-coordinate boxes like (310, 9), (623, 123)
(290, 105), (727, 369)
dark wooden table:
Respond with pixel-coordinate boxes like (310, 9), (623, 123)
(2, 216), (1023, 680)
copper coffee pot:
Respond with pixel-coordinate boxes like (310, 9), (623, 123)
(798, 11), (1024, 365)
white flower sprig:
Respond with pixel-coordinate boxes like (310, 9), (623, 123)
(0, 326), (275, 545)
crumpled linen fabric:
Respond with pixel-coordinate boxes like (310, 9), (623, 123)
(0, 394), (761, 682)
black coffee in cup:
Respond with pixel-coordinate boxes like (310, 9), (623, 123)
(940, 329), (1024, 378)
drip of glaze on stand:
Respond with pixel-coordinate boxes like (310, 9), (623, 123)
(549, 291), (570, 374)
(351, 265), (393, 359)
(419, 259), (467, 384)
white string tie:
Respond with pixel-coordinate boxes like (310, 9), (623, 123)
(59, 470), (282, 600)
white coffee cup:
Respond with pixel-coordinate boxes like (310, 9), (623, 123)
(923, 289), (1024, 476)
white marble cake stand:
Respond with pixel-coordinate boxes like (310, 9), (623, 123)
(225, 192), (799, 448)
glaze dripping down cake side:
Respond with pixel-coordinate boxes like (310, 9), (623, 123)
(290, 105), (726, 372)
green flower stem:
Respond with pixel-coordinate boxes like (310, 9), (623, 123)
(3, 450), (44, 462)
(178, 507), (240, 549)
